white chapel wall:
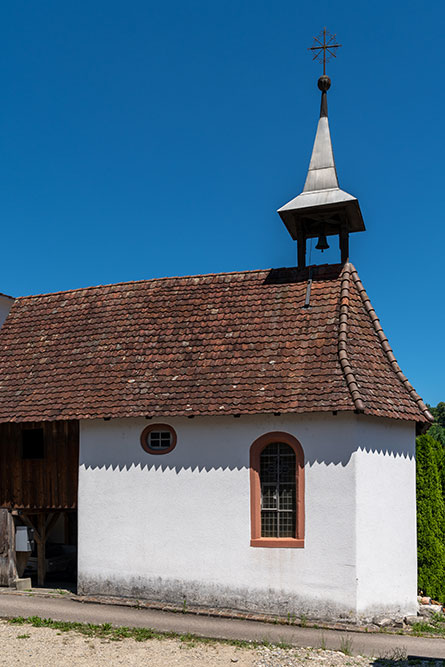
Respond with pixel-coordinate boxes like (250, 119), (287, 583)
(354, 417), (417, 617)
(77, 412), (416, 620)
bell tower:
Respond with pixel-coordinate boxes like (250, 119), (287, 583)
(278, 30), (365, 269)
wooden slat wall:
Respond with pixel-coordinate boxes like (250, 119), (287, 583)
(0, 421), (79, 509)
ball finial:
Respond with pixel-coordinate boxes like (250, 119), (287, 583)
(318, 75), (331, 92)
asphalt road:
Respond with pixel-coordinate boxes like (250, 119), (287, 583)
(0, 593), (444, 660)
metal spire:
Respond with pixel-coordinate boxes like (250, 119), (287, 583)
(277, 30), (365, 269)
(302, 75), (339, 193)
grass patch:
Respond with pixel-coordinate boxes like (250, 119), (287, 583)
(5, 616), (284, 650)
(339, 635), (353, 656)
(430, 611), (445, 625)
(411, 614), (445, 637)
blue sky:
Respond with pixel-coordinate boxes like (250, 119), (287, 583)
(0, 1), (443, 405)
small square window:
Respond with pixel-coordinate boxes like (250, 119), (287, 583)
(149, 431), (172, 449)
(140, 424), (177, 455)
(22, 428), (45, 460)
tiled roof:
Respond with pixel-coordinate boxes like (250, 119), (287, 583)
(0, 263), (432, 424)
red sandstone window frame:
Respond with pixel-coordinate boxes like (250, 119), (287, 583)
(250, 431), (305, 548)
(140, 424), (177, 455)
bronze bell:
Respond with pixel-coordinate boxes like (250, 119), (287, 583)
(315, 233), (330, 251)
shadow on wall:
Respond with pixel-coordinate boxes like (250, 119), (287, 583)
(81, 415), (414, 474)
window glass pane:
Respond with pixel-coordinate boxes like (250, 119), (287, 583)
(261, 485), (277, 510)
(279, 512), (296, 537)
(278, 443), (292, 456)
(279, 455), (295, 483)
(261, 511), (277, 538)
(278, 485), (295, 511)
(260, 455), (277, 483)
(149, 431), (171, 449)
(264, 442), (278, 455)
(260, 441), (296, 539)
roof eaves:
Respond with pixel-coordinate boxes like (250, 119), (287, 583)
(349, 264), (433, 424)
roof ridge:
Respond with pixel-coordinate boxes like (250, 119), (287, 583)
(338, 262), (365, 413)
(16, 267), (274, 300)
(349, 264), (433, 424)
(15, 263), (342, 301)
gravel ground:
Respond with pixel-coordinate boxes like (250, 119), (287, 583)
(0, 621), (441, 666)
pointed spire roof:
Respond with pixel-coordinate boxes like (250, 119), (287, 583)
(303, 88), (338, 192)
(278, 75), (365, 241)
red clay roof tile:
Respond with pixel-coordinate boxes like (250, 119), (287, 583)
(0, 263), (431, 424)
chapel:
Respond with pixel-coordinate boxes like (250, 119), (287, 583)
(0, 68), (432, 621)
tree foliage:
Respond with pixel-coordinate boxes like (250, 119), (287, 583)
(428, 402), (445, 447)
(416, 433), (445, 600)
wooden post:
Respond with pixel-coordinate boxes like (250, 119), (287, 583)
(37, 513), (46, 587)
(0, 509), (18, 586)
(21, 512), (46, 586)
(21, 511), (61, 587)
(339, 227), (349, 264)
(297, 233), (306, 270)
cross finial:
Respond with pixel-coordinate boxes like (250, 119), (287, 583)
(308, 27), (342, 76)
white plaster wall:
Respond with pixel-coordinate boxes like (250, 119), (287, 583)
(354, 417), (417, 617)
(0, 295), (13, 329)
(77, 412), (416, 619)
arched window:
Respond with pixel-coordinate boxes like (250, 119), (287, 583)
(250, 432), (304, 548)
